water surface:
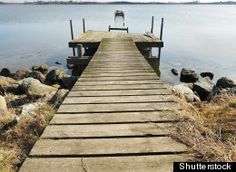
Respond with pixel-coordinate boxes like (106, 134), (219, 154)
(0, 4), (236, 83)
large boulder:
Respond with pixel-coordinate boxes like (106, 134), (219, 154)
(13, 69), (31, 80)
(27, 71), (45, 83)
(216, 77), (236, 88)
(20, 78), (57, 97)
(0, 95), (9, 115)
(0, 76), (20, 94)
(50, 89), (69, 107)
(200, 72), (214, 80)
(0, 68), (11, 77)
(46, 68), (67, 83)
(172, 84), (201, 102)
(193, 77), (215, 101)
(32, 64), (48, 74)
(180, 68), (199, 83)
(61, 75), (77, 89)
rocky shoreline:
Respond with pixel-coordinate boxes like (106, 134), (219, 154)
(171, 68), (236, 102)
(0, 64), (77, 131)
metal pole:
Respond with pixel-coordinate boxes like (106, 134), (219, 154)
(151, 16), (154, 33)
(158, 18), (164, 58)
(70, 19), (75, 56)
(83, 18), (86, 33)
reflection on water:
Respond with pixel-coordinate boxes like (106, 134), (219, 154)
(0, 5), (236, 83)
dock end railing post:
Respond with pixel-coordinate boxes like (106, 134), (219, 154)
(158, 17), (164, 59)
(83, 18), (86, 33)
(70, 19), (76, 56)
(151, 16), (154, 34)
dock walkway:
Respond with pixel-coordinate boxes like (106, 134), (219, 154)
(19, 38), (187, 172)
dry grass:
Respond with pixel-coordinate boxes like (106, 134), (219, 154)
(0, 104), (55, 171)
(172, 94), (236, 162)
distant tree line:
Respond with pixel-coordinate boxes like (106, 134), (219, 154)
(2, 1), (236, 5)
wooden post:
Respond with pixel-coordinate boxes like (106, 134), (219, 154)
(108, 25), (111, 32)
(77, 44), (82, 58)
(151, 16), (154, 33)
(70, 20), (76, 56)
(83, 18), (86, 33)
(158, 18), (164, 58)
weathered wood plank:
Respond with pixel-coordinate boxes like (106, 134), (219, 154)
(30, 137), (187, 156)
(67, 89), (171, 97)
(50, 111), (177, 125)
(72, 84), (165, 91)
(75, 80), (161, 86)
(78, 76), (159, 81)
(57, 102), (178, 113)
(63, 95), (174, 104)
(20, 155), (187, 172)
(41, 123), (173, 139)
(81, 73), (157, 77)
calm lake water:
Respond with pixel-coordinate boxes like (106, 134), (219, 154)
(0, 4), (236, 83)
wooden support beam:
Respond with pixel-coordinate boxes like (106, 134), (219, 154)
(83, 18), (86, 33)
(151, 16), (154, 33)
(69, 20), (75, 56)
(158, 18), (164, 59)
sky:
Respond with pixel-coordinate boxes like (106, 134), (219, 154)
(2, 0), (236, 3)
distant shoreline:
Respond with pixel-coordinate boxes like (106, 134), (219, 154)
(1, 1), (236, 5)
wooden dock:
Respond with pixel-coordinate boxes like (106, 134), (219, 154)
(19, 37), (187, 172)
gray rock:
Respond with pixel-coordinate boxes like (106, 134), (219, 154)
(216, 77), (236, 88)
(171, 68), (178, 76)
(200, 72), (214, 80)
(32, 64), (48, 74)
(62, 75), (78, 89)
(180, 68), (199, 83)
(50, 89), (69, 107)
(20, 78), (57, 97)
(172, 84), (201, 102)
(0, 76), (20, 94)
(46, 68), (67, 83)
(193, 77), (215, 101)
(28, 71), (45, 83)
(13, 69), (31, 80)
(0, 68), (11, 77)
(0, 95), (9, 115)
(21, 102), (44, 116)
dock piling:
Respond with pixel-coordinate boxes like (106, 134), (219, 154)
(151, 16), (154, 33)
(158, 18), (164, 58)
(83, 18), (86, 33)
(70, 20), (76, 56)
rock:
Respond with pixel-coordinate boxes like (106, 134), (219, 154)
(32, 64), (48, 74)
(172, 84), (201, 102)
(0, 76), (20, 94)
(193, 77), (215, 101)
(0, 68), (11, 77)
(50, 89), (69, 107)
(21, 102), (44, 116)
(61, 75), (77, 89)
(171, 68), (178, 76)
(20, 78), (57, 97)
(51, 84), (61, 89)
(27, 71), (45, 83)
(0, 95), (9, 115)
(229, 87), (236, 94)
(55, 61), (62, 65)
(200, 72), (214, 80)
(13, 69), (30, 80)
(46, 68), (67, 83)
(216, 77), (236, 88)
(180, 68), (199, 83)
